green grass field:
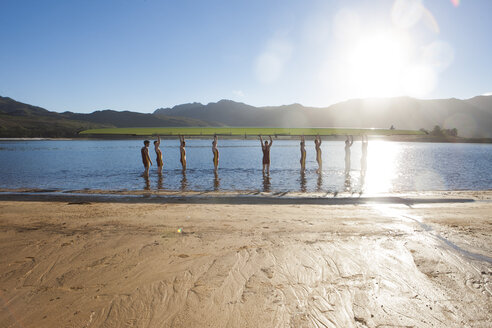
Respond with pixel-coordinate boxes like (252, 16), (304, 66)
(80, 127), (424, 137)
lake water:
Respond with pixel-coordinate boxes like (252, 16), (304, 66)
(0, 140), (491, 193)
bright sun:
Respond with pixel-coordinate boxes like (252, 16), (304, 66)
(346, 32), (412, 98)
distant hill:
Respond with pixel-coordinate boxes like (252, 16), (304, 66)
(0, 96), (110, 137)
(2, 94), (492, 138)
(155, 96), (492, 138)
(464, 95), (492, 114)
(0, 96), (218, 137)
(60, 110), (218, 128)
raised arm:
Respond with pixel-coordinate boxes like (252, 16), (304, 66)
(269, 136), (273, 146)
(318, 135), (322, 145)
(259, 135), (263, 146)
(156, 135), (161, 147)
(350, 135), (354, 146)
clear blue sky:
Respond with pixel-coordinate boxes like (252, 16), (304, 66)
(1, 0), (491, 113)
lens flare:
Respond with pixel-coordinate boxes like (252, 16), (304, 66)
(451, 0), (460, 7)
(392, 0), (424, 29)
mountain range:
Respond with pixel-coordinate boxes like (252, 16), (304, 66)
(1, 94), (492, 138)
(0, 96), (217, 137)
(155, 96), (492, 138)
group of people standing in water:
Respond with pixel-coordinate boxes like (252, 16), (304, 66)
(141, 135), (220, 177)
(140, 135), (368, 182)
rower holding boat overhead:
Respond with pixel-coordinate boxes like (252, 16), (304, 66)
(260, 135), (273, 174)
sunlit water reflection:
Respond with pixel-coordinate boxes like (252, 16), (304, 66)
(0, 140), (490, 192)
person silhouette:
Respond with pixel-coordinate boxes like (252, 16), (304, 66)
(314, 135), (322, 173)
(300, 135), (306, 172)
(179, 135), (186, 170)
(361, 134), (368, 176)
(260, 135), (273, 174)
(359, 135), (368, 193)
(141, 140), (153, 177)
(212, 135), (219, 172)
(344, 135), (353, 174)
(154, 135), (163, 174)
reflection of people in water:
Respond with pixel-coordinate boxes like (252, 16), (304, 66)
(260, 135), (273, 174)
(317, 170), (323, 191)
(179, 135), (186, 170)
(344, 171), (351, 192)
(180, 170), (187, 191)
(314, 135), (322, 173)
(141, 140), (153, 177)
(300, 136), (306, 172)
(157, 172), (164, 190)
(213, 170), (220, 191)
(212, 135), (219, 172)
(300, 170), (307, 192)
(154, 135), (163, 174)
(344, 135), (353, 174)
(143, 175), (150, 190)
(262, 171), (271, 192)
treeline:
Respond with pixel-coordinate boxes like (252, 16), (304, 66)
(420, 125), (458, 137)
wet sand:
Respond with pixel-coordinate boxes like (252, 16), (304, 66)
(0, 191), (491, 327)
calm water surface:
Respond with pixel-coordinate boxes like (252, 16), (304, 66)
(0, 140), (491, 193)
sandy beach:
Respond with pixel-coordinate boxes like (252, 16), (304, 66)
(0, 191), (491, 327)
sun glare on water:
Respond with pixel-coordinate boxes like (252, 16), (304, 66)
(363, 141), (400, 193)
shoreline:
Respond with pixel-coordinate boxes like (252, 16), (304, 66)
(1, 189), (491, 204)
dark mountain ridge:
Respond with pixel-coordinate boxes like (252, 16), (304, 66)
(0, 96), (218, 137)
(1, 94), (492, 138)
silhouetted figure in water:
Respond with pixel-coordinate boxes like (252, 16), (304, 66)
(360, 135), (368, 188)
(179, 135), (186, 170)
(314, 135), (322, 173)
(344, 135), (353, 174)
(141, 140), (153, 178)
(300, 135), (306, 172)
(154, 135), (163, 174)
(361, 134), (368, 174)
(260, 135), (273, 174)
(212, 135), (219, 172)
(262, 171), (271, 192)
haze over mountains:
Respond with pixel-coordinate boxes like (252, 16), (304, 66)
(1, 94), (492, 138)
(156, 96), (492, 138)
